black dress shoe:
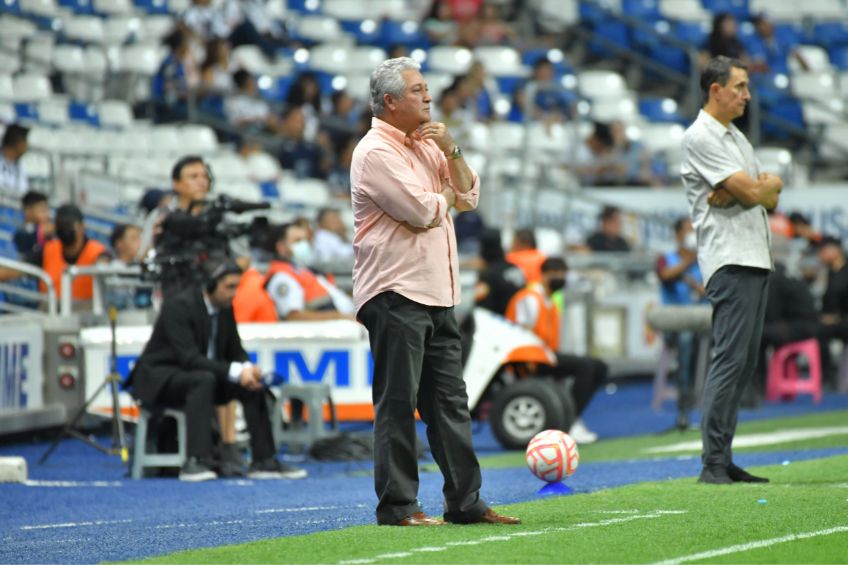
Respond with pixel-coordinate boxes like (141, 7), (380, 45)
(698, 466), (733, 484)
(445, 508), (521, 525)
(727, 463), (769, 483)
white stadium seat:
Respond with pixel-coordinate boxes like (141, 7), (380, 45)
(0, 74), (12, 102)
(232, 45), (271, 75)
(12, 73), (52, 102)
(98, 99), (134, 129)
(103, 17), (142, 45)
(141, 16), (175, 42)
(63, 16), (106, 44)
(534, 0), (580, 32)
(790, 45), (833, 74)
(802, 99), (845, 125)
(52, 44), (86, 74)
(590, 95), (639, 123)
(0, 51), (19, 74)
(791, 71), (838, 101)
(93, 0), (134, 15)
(283, 177), (331, 208)
(659, 0), (711, 23)
(342, 73), (371, 101)
(20, 0), (59, 16)
(427, 46), (473, 75)
(295, 15), (345, 43)
(488, 122), (526, 153)
(473, 46), (528, 78)
(119, 43), (167, 75)
(640, 122), (686, 153)
(180, 124), (219, 153)
(23, 35), (53, 73)
(37, 99), (70, 126)
(578, 70), (628, 100)
(20, 151), (53, 178)
(27, 126), (62, 151)
(207, 153), (251, 182)
(245, 151), (282, 182)
(0, 16), (37, 46)
(0, 102), (15, 122)
(422, 72), (454, 100)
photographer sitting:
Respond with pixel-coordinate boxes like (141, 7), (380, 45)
(128, 258), (307, 482)
(265, 222), (355, 321)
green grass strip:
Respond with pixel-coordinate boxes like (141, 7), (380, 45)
(136, 455), (848, 564)
(478, 409), (848, 469)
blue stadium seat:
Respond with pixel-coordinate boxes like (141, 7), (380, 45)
(0, 0), (22, 14)
(774, 23), (804, 49)
(380, 19), (429, 50)
(639, 97), (685, 123)
(579, 0), (608, 23)
(258, 75), (294, 102)
(14, 102), (38, 121)
(674, 21), (707, 47)
(288, 0), (319, 13)
(57, 0), (95, 14)
(814, 22), (848, 50)
(338, 19), (381, 45)
(133, 0), (168, 14)
(259, 180), (280, 199)
(700, 0), (749, 19)
(829, 46), (848, 70)
(588, 21), (631, 57)
(762, 97), (805, 140)
(522, 48), (574, 76)
(622, 0), (662, 19)
(68, 101), (100, 126)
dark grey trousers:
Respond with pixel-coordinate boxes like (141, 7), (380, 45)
(358, 291), (487, 525)
(701, 265), (769, 469)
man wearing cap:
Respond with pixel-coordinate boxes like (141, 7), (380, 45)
(817, 236), (848, 381)
(681, 56), (783, 484)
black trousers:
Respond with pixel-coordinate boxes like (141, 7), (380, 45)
(358, 292), (488, 525)
(536, 353), (608, 415)
(157, 370), (276, 463)
(701, 265), (769, 470)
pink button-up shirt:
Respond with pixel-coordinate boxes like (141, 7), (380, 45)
(350, 117), (480, 314)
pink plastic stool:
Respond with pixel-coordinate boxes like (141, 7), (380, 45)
(765, 339), (822, 404)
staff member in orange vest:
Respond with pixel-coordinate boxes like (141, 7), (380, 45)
(505, 228), (546, 284)
(505, 256), (608, 444)
(264, 222), (354, 321)
(233, 257), (278, 323)
(0, 203), (109, 301)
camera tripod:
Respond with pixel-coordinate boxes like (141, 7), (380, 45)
(39, 305), (128, 465)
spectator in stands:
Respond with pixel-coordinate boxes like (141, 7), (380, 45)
(199, 38), (234, 98)
(749, 263), (820, 404)
(285, 72), (324, 142)
(128, 257), (306, 482)
(152, 29), (200, 123)
(277, 106), (333, 179)
(564, 121), (630, 186)
(180, 0), (237, 42)
(475, 228), (525, 316)
(749, 13), (807, 75)
(431, 83), (475, 147)
(264, 223), (355, 321)
(14, 190), (52, 256)
(586, 206), (631, 252)
(505, 257), (607, 443)
(656, 218), (705, 429)
(506, 228), (546, 284)
(422, 1), (459, 45)
(320, 90), (360, 153)
(609, 121), (657, 186)
(232, 257), (277, 323)
(225, 69), (278, 133)
(108, 224), (150, 310)
(525, 57), (573, 123)
(0, 204), (109, 302)
(817, 235), (848, 383)
(467, 2), (517, 46)
(326, 136), (356, 199)
(312, 208), (353, 265)
(705, 13), (748, 62)
(225, 0), (288, 57)
(0, 124), (29, 196)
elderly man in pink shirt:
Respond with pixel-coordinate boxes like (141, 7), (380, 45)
(351, 57), (520, 527)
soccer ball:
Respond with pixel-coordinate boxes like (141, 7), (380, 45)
(525, 429), (579, 483)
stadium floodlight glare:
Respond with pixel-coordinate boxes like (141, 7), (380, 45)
(360, 19), (377, 34)
(401, 20), (418, 34)
(547, 49), (564, 63)
(293, 48), (309, 64)
(304, 0), (319, 11)
(331, 75), (347, 91)
(561, 74), (577, 89)
(410, 49), (427, 63)
(494, 98), (511, 116)
(774, 74), (789, 89)
(257, 75), (272, 89)
(661, 98), (678, 114)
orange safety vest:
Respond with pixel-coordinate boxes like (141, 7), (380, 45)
(506, 248), (547, 284)
(40, 238), (106, 300)
(505, 285), (559, 352)
(234, 267), (278, 323)
(265, 259), (332, 310)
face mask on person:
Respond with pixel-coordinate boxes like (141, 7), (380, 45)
(548, 277), (566, 293)
(56, 224), (77, 246)
(684, 231), (697, 251)
(291, 240), (314, 267)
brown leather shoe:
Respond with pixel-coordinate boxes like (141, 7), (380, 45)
(447, 508), (521, 525)
(394, 512), (445, 526)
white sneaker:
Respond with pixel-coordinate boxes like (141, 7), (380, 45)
(569, 419), (598, 444)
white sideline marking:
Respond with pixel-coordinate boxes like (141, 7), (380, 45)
(336, 511), (687, 565)
(645, 427), (848, 454)
(255, 504), (367, 514)
(154, 519), (246, 530)
(651, 525), (848, 564)
(20, 519), (133, 531)
(23, 480), (122, 487)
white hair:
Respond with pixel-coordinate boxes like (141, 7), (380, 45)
(369, 57), (421, 117)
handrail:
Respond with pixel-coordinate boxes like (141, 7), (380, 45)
(0, 257), (57, 315)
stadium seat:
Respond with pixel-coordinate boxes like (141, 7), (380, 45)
(140, 14), (173, 42)
(20, 0), (58, 16)
(133, 0), (168, 14)
(166, 0), (187, 13)
(37, 98), (70, 125)
(427, 46), (473, 75)
(232, 44), (272, 75)
(0, 51), (19, 74)
(52, 44), (86, 74)
(341, 73), (370, 101)
(379, 19), (428, 49)
(0, 16), (36, 48)
(473, 46), (527, 78)
(63, 15), (106, 43)
(245, 151), (282, 182)
(282, 177), (331, 208)
(487, 122), (526, 153)
(293, 15), (346, 44)
(103, 16), (141, 44)
(98, 99), (133, 128)
(591, 95), (639, 123)
(640, 122), (686, 153)
(801, 99), (845, 126)
(321, 0), (365, 20)
(467, 122), (491, 153)
(22, 34), (53, 73)
(658, 0), (710, 23)
(700, 0), (749, 19)
(765, 338), (822, 404)
(14, 101), (38, 121)
(820, 123), (848, 161)
(57, 0), (95, 14)
(421, 72), (454, 100)
(12, 73), (51, 101)
(69, 101), (99, 125)
(577, 70), (628, 100)
(0, 74), (12, 101)
(639, 97), (684, 123)
(93, 0), (133, 15)
(814, 22), (848, 50)
(307, 44), (385, 75)
(27, 125), (62, 150)
(790, 45), (833, 73)
(829, 46), (848, 71)
(118, 42), (167, 75)
(0, 103), (14, 122)
(20, 150), (53, 177)
(791, 71), (838, 101)
(755, 146), (793, 181)
(533, 0), (579, 33)
(179, 124), (218, 153)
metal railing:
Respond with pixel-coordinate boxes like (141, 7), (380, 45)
(0, 257), (57, 315)
(60, 263), (153, 316)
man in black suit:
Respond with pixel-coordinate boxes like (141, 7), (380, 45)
(130, 258), (307, 482)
